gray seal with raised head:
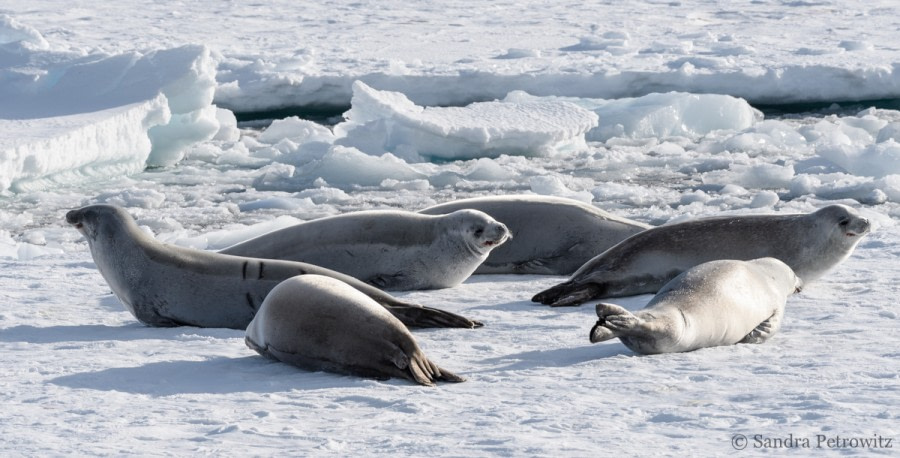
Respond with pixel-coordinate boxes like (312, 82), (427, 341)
(419, 194), (652, 275)
(246, 274), (465, 386)
(66, 204), (480, 329)
(589, 258), (801, 354)
(534, 204), (870, 307)
(220, 209), (510, 290)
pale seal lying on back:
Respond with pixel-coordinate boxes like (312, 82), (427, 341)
(246, 274), (465, 386)
(589, 258), (801, 354)
(221, 209), (510, 290)
(419, 194), (652, 275)
(66, 204), (480, 329)
(534, 204), (870, 307)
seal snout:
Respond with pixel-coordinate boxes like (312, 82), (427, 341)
(65, 209), (83, 228)
(484, 223), (511, 247)
(846, 217), (871, 237)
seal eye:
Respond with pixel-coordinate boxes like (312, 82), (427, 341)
(839, 219), (849, 227)
(474, 228), (484, 237)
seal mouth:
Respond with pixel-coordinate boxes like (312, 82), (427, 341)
(483, 238), (506, 247)
(844, 218), (871, 238)
(481, 226), (511, 247)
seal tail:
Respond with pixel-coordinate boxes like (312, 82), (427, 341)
(589, 303), (638, 343)
(532, 281), (602, 307)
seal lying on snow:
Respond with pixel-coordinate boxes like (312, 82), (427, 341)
(66, 204), (480, 329)
(221, 209), (510, 290)
(534, 204), (870, 307)
(246, 274), (465, 386)
(419, 195), (651, 275)
(590, 258), (801, 354)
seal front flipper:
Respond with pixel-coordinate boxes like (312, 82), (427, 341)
(531, 282), (566, 304)
(366, 273), (407, 291)
(383, 303), (483, 329)
(739, 306), (785, 344)
(532, 282), (603, 307)
(550, 285), (603, 307)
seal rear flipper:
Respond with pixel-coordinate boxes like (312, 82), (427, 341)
(739, 306), (785, 344)
(421, 355), (465, 383)
(434, 366), (465, 383)
(590, 303), (640, 343)
(383, 303), (483, 329)
(393, 349), (466, 386)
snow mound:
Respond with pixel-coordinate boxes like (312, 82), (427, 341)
(505, 91), (761, 142)
(810, 112), (900, 178)
(254, 145), (427, 191)
(0, 19), (223, 192)
(0, 14), (48, 50)
(0, 96), (169, 193)
(334, 81), (598, 162)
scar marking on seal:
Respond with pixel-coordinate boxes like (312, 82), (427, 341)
(245, 292), (256, 311)
(258, 262), (265, 279)
(242, 260), (248, 279)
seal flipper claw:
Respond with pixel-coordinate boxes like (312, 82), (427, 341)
(435, 367), (465, 383)
(406, 353), (436, 386)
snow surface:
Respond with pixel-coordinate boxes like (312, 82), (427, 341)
(2, 1), (900, 455)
